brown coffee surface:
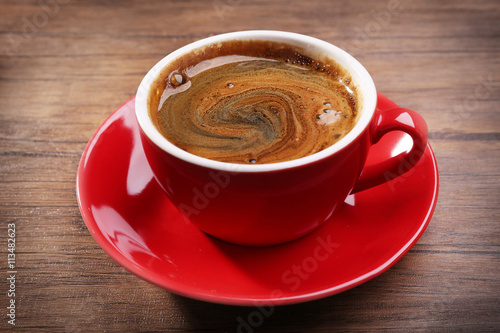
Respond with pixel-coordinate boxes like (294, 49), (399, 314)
(149, 40), (359, 164)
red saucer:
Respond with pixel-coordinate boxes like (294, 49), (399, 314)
(76, 94), (438, 306)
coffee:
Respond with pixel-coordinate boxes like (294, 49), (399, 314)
(148, 40), (360, 164)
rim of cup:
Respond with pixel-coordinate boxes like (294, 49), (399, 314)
(135, 30), (377, 173)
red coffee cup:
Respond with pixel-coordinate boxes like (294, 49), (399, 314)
(135, 31), (428, 246)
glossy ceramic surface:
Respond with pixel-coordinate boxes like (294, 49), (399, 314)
(135, 32), (428, 247)
(76, 94), (438, 305)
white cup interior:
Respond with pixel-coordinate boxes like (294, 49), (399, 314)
(135, 30), (377, 173)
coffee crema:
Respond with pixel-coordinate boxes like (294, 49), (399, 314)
(148, 40), (360, 164)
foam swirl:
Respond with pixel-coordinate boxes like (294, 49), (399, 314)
(156, 59), (358, 164)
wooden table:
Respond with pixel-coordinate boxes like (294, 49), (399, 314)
(1, 0), (499, 331)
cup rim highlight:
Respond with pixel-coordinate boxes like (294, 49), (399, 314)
(135, 30), (377, 173)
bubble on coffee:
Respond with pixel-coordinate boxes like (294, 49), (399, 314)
(170, 72), (186, 86)
(148, 40), (360, 164)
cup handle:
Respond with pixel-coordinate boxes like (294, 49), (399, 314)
(351, 107), (428, 194)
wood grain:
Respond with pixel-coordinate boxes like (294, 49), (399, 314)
(1, 0), (499, 331)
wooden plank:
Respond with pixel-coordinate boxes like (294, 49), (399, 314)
(0, 0), (499, 331)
